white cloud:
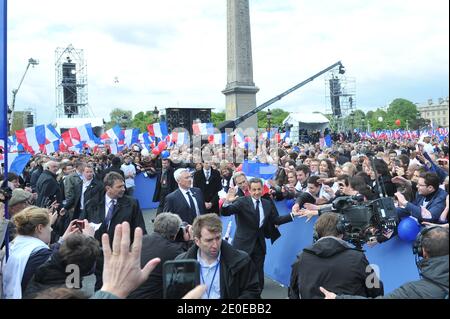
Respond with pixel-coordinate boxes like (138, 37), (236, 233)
(7, 0), (449, 125)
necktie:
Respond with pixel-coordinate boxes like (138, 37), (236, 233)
(255, 199), (260, 227)
(105, 200), (116, 229)
(186, 191), (197, 218)
(206, 170), (210, 180)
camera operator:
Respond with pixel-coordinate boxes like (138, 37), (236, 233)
(289, 212), (383, 299)
(127, 212), (192, 299)
(321, 226), (449, 299)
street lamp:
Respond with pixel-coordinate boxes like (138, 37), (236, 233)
(267, 109), (272, 133)
(9, 58), (39, 133)
(153, 106), (160, 122)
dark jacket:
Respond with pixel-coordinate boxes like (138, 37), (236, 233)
(99, 165), (125, 182)
(84, 194), (147, 244)
(396, 188), (447, 223)
(23, 252), (86, 298)
(339, 255), (449, 299)
(30, 166), (43, 192)
(221, 196), (294, 254)
(193, 169), (222, 214)
(152, 166), (177, 203)
(79, 178), (104, 220)
(163, 188), (207, 224)
(63, 172), (83, 211)
(36, 170), (64, 208)
(127, 233), (187, 299)
(289, 237), (383, 299)
(176, 241), (261, 299)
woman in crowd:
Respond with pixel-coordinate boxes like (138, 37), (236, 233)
(2, 206), (80, 299)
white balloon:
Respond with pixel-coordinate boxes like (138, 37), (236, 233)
(378, 116), (383, 122)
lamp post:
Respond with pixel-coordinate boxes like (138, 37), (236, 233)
(9, 58), (39, 133)
(153, 106), (160, 122)
(267, 108), (272, 133)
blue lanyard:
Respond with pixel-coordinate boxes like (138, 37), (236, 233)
(200, 260), (220, 299)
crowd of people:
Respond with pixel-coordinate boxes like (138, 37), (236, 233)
(0, 129), (448, 299)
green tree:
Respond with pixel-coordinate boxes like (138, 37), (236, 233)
(131, 111), (158, 132)
(257, 108), (290, 129)
(211, 111), (225, 127)
(386, 98), (420, 130)
(367, 108), (388, 131)
(105, 108), (133, 130)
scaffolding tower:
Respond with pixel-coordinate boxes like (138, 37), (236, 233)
(325, 73), (356, 132)
(55, 44), (90, 118)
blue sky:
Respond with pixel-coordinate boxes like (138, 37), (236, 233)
(7, 0), (449, 125)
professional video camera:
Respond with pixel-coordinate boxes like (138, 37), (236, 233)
(320, 195), (398, 249)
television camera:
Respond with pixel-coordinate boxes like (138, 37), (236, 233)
(319, 195), (398, 249)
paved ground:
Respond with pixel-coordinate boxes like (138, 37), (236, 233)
(82, 208), (288, 299)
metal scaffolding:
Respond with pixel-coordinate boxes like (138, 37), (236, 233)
(55, 44), (90, 118)
(325, 73), (356, 132)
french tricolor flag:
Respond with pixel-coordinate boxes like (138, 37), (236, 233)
(124, 128), (140, 146)
(147, 122), (168, 138)
(45, 124), (61, 143)
(15, 125), (46, 153)
(76, 123), (98, 143)
(171, 131), (188, 146)
(192, 122), (214, 135)
(45, 140), (60, 154)
(103, 124), (124, 142)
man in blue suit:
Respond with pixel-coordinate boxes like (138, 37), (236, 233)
(163, 168), (207, 224)
(396, 172), (447, 223)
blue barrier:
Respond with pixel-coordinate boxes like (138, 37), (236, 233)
(136, 180), (420, 294)
(220, 200), (420, 294)
(134, 173), (159, 209)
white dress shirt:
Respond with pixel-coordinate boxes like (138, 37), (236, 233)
(180, 188), (200, 216)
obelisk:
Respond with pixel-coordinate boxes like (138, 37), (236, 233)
(222, 0), (259, 130)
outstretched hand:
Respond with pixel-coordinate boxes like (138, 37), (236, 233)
(101, 222), (160, 298)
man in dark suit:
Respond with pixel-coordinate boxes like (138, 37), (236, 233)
(221, 177), (300, 289)
(86, 171), (147, 291)
(153, 158), (177, 215)
(193, 162), (222, 215)
(83, 171), (147, 244)
(163, 168), (207, 224)
(231, 171), (250, 198)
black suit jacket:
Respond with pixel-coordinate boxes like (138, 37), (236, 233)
(152, 166), (177, 202)
(193, 169), (222, 214)
(221, 196), (293, 255)
(87, 194), (147, 244)
(163, 188), (207, 224)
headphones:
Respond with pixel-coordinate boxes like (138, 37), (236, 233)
(313, 213), (347, 242)
(412, 225), (440, 257)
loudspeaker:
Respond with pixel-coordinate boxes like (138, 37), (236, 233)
(62, 62), (78, 116)
(329, 77), (342, 117)
(165, 108), (212, 135)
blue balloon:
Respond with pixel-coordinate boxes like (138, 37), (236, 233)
(285, 199), (295, 210)
(397, 217), (421, 242)
(161, 150), (170, 159)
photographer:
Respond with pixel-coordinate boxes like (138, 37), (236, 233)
(321, 226), (449, 299)
(289, 212), (383, 299)
(127, 212), (192, 299)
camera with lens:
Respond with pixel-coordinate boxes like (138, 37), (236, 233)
(319, 195), (398, 248)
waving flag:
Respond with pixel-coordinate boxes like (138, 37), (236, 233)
(192, 122), (214, 135)
(15, 125), (46, 153)
(45, 124), (61, 143)
(8, 153), (32, 175)
(45, 140), (60, 154)
(124, 128), (139, 146)
(103, 124), (123, 142)
(147, 122), (168, 138)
